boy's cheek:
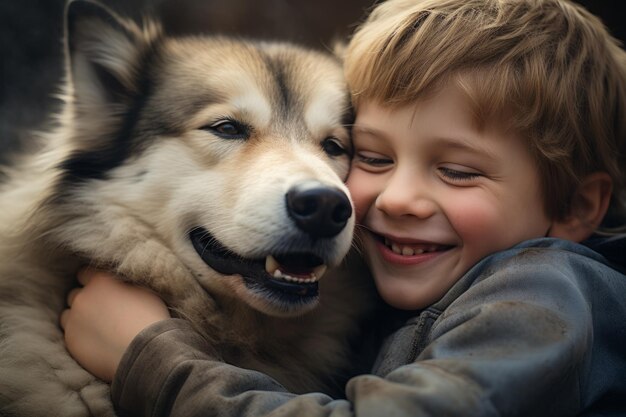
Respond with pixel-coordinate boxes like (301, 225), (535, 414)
(346, 171), (376, 223)
(448, 204), (497, 236)
(447, 201), (505, 247)
(447, 199), (540, 255)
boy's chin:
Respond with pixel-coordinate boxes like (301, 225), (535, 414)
(369, 265), (438, 310)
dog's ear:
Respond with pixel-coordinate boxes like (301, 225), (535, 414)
(64, 0), (161, 107)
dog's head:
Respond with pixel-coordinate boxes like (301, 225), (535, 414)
(53, 0), (354, 317)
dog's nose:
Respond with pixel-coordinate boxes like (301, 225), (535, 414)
(286, 181), (352, 238)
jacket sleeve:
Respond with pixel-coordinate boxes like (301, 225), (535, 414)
(111, 319), (355, 417)
(111, 252), (591, 417)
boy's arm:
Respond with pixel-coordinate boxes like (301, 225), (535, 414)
(112, 264), (585, 417)
(113, 318), (497, 417)
(110, 261), (591, 417)
(63, 258), (593, 417)
(112, 318), (354, 417)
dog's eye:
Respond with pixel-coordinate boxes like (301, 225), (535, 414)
(203, 120), (250, 139)
(321, 137), (347, 157)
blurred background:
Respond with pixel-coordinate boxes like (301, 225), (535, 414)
(0, 0), (624, 164)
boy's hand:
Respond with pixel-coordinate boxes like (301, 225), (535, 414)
(60, 268), (170, 382)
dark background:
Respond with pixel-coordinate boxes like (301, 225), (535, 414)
(0, 0), (624, 164)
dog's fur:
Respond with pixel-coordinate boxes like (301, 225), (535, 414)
(0, 1), (377, 416)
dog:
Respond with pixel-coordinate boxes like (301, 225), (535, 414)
(0, 1), (377, 415)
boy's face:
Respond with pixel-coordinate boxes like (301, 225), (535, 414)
(348, 85), (553, 310)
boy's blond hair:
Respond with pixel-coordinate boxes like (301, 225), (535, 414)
(345, 0), (626, 230)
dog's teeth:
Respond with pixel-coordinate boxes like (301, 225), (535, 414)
(312, 264), (327, 280)
(267, 257), (325, 283)
(266, 255), (280, 275)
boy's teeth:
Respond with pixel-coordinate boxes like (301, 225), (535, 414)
(264, 255), (326, 283)
(385, 238), (441, 256)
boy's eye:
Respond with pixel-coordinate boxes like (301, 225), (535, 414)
(438, 166), (481, 182)
(355, 152), (393, 167)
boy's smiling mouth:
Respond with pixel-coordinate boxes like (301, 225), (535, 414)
(383, 237), (452, 256)
(366, 230), (455, 263)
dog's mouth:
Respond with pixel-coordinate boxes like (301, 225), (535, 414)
(189, 228), (327, 300)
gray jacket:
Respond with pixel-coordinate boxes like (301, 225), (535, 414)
(112, 237), (626, 417)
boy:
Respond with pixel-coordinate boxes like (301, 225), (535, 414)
(61, 0), (626, 415)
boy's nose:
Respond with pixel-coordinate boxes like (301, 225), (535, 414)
(374, 171), (437, 219)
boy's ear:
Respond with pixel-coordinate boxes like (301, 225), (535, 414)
(549, 172), (613, 242)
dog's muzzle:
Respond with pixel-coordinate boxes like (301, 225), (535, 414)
(189, 181), (352, 306)
(190, 228), (325, 299)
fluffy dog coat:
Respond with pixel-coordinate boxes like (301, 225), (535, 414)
(0, 1), (376, 416)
